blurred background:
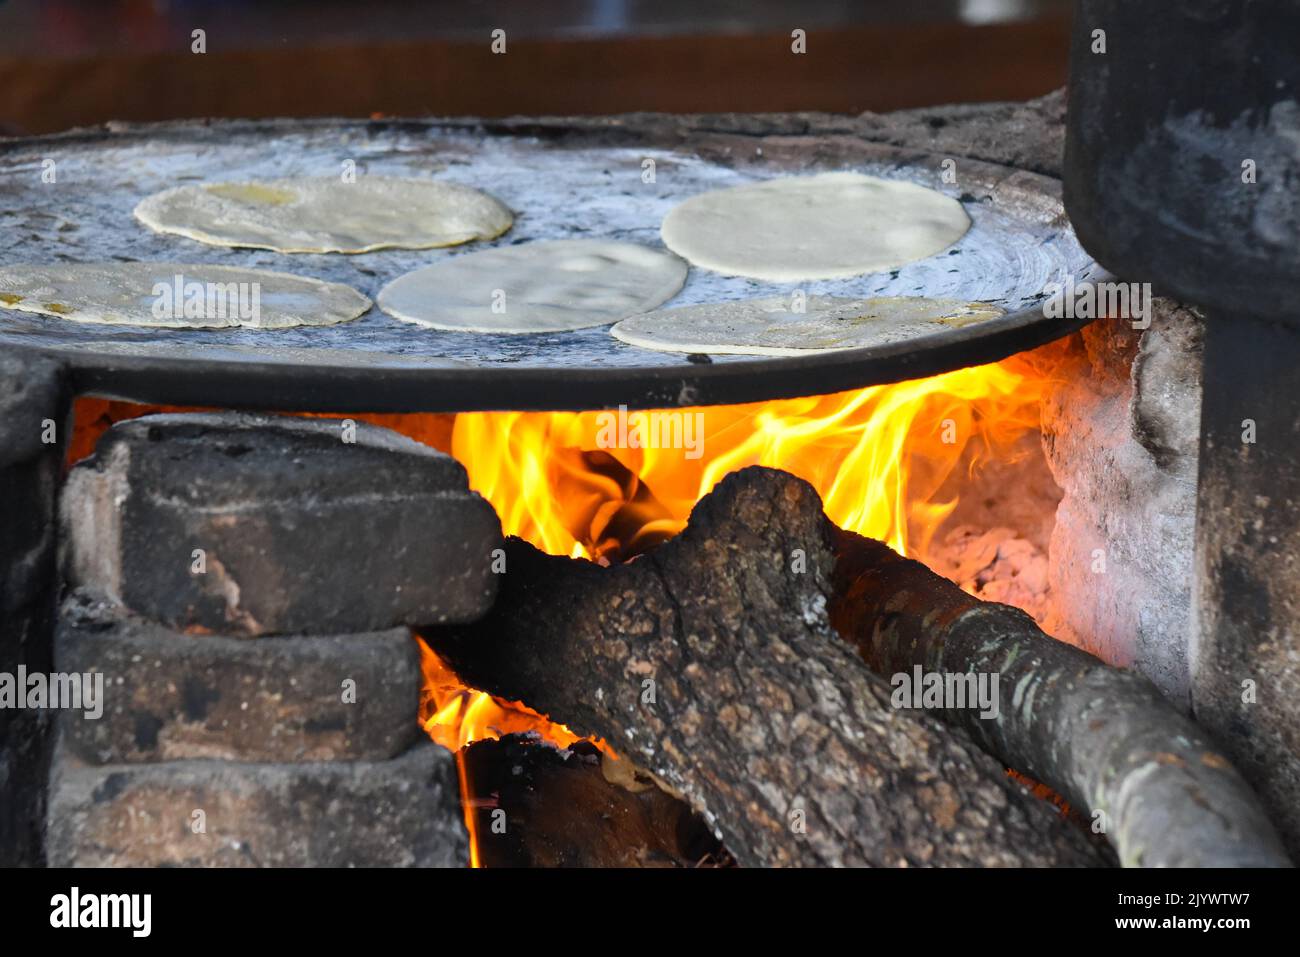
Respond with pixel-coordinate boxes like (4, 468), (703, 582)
(0, 0), (1071, 135)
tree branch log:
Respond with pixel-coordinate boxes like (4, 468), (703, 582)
(428, 467), (1104, 868)
(829, 530), (1292, 867)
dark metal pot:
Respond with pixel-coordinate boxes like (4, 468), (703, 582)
(1064, 0), (1300, 319)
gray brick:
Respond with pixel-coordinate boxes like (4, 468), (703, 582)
(0, 349), (68, 866)
(61, 412), (502, 635)
(46, 739), (467, 867)
(56, 593), (422, 763)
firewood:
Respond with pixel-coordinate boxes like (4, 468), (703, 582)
(830, 529), (1292, 867)
(461, 734), (731, 868)
(426, 467), (1105, 868)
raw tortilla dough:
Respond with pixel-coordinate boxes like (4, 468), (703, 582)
(0, 262), (372, 330)
(660, 172), (970, 281)
(377, 239), (688, 333)
(609, 295), (1004, 356)
(134, 176), (513, 254)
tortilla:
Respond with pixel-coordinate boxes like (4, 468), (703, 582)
(134, 176), (513, 254)
(377, 239), (687, 334)
(660, 172), (971, 281)
(0, 262), (372, 330)
(609, 295), (1005, 356)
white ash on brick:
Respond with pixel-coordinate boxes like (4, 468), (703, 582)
(1040, 304), (1203, 708)
(56, 591), (422, 764)
(60, 411), (503, 636)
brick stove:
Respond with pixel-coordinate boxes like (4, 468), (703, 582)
(1, 54), (1296, 870)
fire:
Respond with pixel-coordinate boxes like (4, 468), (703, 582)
(450, 355), (1049, 564)
(68, 353), (1058, 865)
(68, 354), (1049, 566)
(416, 636), (613, 868)
(432, 356), (1053, 863)
(416, 636), (597, 753)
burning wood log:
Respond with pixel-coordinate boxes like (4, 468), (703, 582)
(461, 734), (732, 868)
(830, 530), (1293, 868)
(427, 467), (1106, 868)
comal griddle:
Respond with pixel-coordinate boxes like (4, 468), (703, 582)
(0, 116), (1101, 412)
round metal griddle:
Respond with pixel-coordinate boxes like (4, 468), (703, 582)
(0, 117), (1101, 412)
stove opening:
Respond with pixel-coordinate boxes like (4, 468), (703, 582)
(68, 339), (1090, 867)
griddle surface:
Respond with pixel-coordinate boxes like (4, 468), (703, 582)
(0, 118), (1099, 411)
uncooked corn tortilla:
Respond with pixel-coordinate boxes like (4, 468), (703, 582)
(660, 172), (971, 281)
(609, 295), (1004, 356)
(134, 176), (513, 254)
(377, 239), (687, 334)
(0, 262), (372, 330)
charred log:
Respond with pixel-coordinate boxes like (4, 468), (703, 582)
(830, 530), (1292, 868)
(429, 467), (1105, 868)
(462, 734), (732, 868)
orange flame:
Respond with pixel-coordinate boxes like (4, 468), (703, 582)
(416, 635), (616, 868)
(416, 636), (599, 753)
(450, 356), (1048, 564)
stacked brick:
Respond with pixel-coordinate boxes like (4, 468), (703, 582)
(47, 412), (502, 867)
